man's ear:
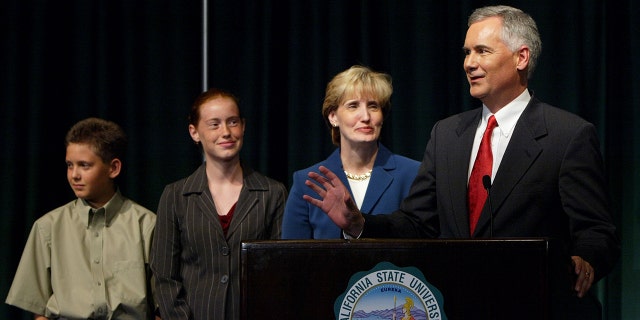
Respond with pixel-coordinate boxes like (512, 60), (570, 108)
(109, 158), (122, 179)
(515, 45), (530, 71)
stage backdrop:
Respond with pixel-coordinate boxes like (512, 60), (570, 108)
(1, 1), (638, 319)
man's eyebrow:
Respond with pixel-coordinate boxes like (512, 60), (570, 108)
(463, 44), (491, 51)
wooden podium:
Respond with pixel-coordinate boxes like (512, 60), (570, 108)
(240, 238), (573, 320)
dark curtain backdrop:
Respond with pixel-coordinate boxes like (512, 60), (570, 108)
(1, 0), (638, 319)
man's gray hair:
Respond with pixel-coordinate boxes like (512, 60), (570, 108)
(469, 5), (542, 79)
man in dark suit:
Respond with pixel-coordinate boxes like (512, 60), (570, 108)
(303, 5), (619, 318)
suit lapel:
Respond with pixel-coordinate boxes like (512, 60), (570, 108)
(226, 168), (263, 237)
(322, 145), (396, 214)
(187, 165), (225, 235)
(475, 99), (546, 234)
(226, 187), (257, 237)
(360, 145), (394, 213)
(325, 148), (347, 178)
(324, 148), (352, 196)
(451, 111), (483, 237)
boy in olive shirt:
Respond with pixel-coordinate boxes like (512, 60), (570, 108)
(6, 118), (158, 319)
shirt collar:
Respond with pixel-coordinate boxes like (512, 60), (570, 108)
(78, 189), (125, 228)
(482, 89), (531, 137)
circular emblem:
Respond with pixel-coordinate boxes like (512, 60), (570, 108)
(335, 261), (447, 320)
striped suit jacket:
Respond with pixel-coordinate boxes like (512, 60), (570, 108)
(150, 164), (287, 320)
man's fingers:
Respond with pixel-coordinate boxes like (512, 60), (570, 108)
(308, 171), (334, 188)
(305, 178), (328, 196)
(318, 165), (339, 181)
(302, 194), (321, 207)
(571, 256), (595, 297)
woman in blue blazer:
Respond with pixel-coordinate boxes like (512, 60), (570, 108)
(282, 65), (419, 239)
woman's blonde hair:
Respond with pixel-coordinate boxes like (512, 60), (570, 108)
(321, 65), (392, 146)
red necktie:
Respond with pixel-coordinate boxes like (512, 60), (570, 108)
(468, 115), (498, 235)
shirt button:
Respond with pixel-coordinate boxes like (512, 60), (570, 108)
(220, 275), (229, 283)
(94, 259), (100, 264)
(97, 281), (102, 286)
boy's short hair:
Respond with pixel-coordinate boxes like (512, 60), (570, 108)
(65, 117), (127, 164)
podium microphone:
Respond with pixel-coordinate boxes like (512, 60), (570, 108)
(482, 175), (494, 238)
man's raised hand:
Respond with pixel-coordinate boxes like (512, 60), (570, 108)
(302, 166), (364, 236)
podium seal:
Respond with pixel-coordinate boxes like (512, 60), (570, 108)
(334, 261), (447, 320)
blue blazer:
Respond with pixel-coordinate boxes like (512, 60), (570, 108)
(282, 143), (420, 239)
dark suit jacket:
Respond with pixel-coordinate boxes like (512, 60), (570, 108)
(364, 96), (619, 282)
(282, 143), (420, 239)
(150, 164), (287, 320)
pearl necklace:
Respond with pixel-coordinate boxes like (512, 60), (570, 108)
(344, 169), (372, 181)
